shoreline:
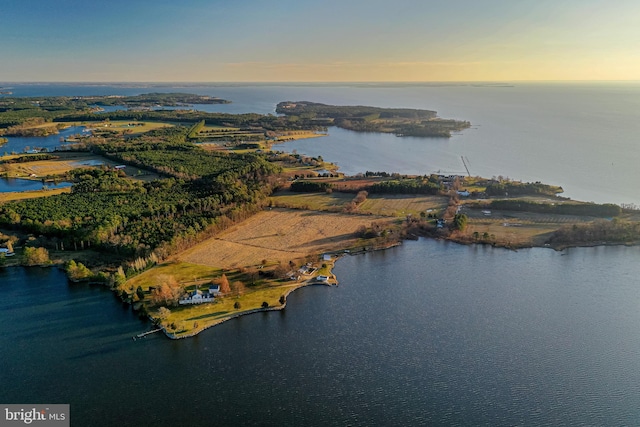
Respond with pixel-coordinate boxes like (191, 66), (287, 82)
(150, 237), (640, 339)
(4, 230), (639, 341)
(161, 269), (338, 339)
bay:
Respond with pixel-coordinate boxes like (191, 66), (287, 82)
(2, 241), (640, 426)
(3, 82), (639, 204)
(2, 83), (640, 426)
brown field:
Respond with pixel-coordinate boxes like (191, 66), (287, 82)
(0, 187), (70, 203)
(0, 152), (161, 181)
(179, 208), (393, 268)
(69, 120), (173, 135)
(0, 152), (114, 177)
(359, 194), (447, 216)
(270, 191), (447, 217)
(460, 205), (594, 246)
(274, 131), (326, 141)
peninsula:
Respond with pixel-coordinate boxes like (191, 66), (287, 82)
(1, 94), (639, 339)
(276, 101), (471, 137)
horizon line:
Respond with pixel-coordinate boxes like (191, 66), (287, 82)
(2, 79), (640, 85)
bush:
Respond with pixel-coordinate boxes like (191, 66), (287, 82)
(65, 260), (93, 282)
(23, 247), (51, 266)
(261, 301), (269, 308)
(233, 301), (241, 310)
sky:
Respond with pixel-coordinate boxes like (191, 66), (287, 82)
(1, 0), (639, 82)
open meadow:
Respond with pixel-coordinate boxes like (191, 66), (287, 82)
(0, 187), (71, 203)
(178, 208), (393, 268)
(0, 152), (115, 177)
(270, 191), (447, 217)
(0, 152), (161, 181)
(460, 204), (597, 246)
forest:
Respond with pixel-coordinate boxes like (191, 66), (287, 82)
(0, 123), (281, 260)
(0, 93), (230, 130)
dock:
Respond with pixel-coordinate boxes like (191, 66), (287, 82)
(133, 329), (162, 340)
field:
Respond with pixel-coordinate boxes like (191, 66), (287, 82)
(154, 283), (301, 338)
(0, 152), (161, 181)
(359, 194), (447, 216)
(459, 204), (595, 246)
(0, 187), (71, 203)
(270, 191), (447, 217)
(73, 120), (174, 135)
(178, 208), (393, 268)
(120, 260), (307, 338)
(124, 262), (223, 293)
(0, 152), (114, 177)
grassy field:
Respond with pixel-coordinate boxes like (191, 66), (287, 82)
(359, 194), (447, 216)
(273, 131), (326, 141)
(0, 152), (113, 177)
(0, 187), (70, 202)
(156, 283), (300, 338)
(270, 191), (447, 217)
(119, 260), (309, 338)
(459, 204), (595, 246)
(270, 191), (352, 211)
(0, 152), (161, 181)
(62, 120), (174, 135)
(178, 208), (392, 268)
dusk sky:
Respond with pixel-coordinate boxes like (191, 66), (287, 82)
(1, 0), (639, 82)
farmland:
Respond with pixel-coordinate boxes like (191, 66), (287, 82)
(178, 208), (394, 268)
(0, 151), (161, 181)
(270, 191), (447, 217)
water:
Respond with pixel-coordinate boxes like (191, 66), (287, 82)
(0, 177), (71, 192)
(2, 241), (640, 426)
(2, 83), (640, 425)
(3, 82), (639, 204)
(2, 126), (87, 154)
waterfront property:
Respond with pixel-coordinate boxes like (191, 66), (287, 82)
(0, 248), (15, 257)
(179, 285), (219, 305)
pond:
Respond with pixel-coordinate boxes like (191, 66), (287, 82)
(0, 177), (72, 193)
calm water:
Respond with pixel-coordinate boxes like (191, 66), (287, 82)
(2, 241), (640, 426)
(2, 83), (640, 426)
(0, 177), (72, 192)
(3, 82), (640, 204)
(2, 126), (86, 154)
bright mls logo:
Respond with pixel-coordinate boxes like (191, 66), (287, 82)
(1, 405), (69, 427)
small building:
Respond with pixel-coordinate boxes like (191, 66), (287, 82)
(114, 165), (127, 170)
(0, 248), (15, 257)
(316, 275), (329, 282)
(457, 190), (470, 197)
(322, 254), (332, 262)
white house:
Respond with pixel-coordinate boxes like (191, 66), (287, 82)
(0, 248), (15, 257)
(209, 284), (221, 296)
(179, 287), (216, 305)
